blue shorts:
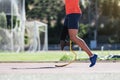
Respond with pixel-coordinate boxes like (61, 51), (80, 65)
(64, 13), (81, 29)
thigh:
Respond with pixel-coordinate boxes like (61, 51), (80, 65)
(64, 16), (68, 28)
(68, 29), (78, 38)
(60, 16), (69, 40)
(60, 26), (69, 40)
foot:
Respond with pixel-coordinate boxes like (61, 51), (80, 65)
(89, 54), (98, 67)
(60, 40), (69, 50)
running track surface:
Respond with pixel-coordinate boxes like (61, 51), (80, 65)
(0, 62), (120, 80)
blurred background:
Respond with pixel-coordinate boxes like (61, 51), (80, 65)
(25, 0), (120, 50)
(0, 0), (120, 51)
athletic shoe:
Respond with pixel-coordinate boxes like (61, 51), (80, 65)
(60, 40), (69, 50)
(89, 54), (98, 67)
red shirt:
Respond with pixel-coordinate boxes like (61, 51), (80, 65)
(65, 0), (82, 15)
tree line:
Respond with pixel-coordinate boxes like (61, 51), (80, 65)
(25, 0), (120, 44)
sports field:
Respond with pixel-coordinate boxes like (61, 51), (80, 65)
(0, 50), (120, 61)
(0, 51), (120, 80)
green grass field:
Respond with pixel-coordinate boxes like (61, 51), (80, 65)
(0, 50), (120, 62)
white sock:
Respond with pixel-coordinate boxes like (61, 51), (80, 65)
(90, 54), (94, 58)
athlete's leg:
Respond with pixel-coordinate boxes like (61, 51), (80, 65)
(68, 29), (97, 67)
(60, 16), (70, 50)
(68, 13), (97, 67)
(60, 26), (68, 41)
(68, 29), (93, 57)
(60, 26), (69, 50)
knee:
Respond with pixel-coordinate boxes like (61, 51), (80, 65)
(70, 35), (85, 43)
(69, 35), (77, 42)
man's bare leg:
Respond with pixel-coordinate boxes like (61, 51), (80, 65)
(68, 29), (98, 67)
(68, 29), (93, 57)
